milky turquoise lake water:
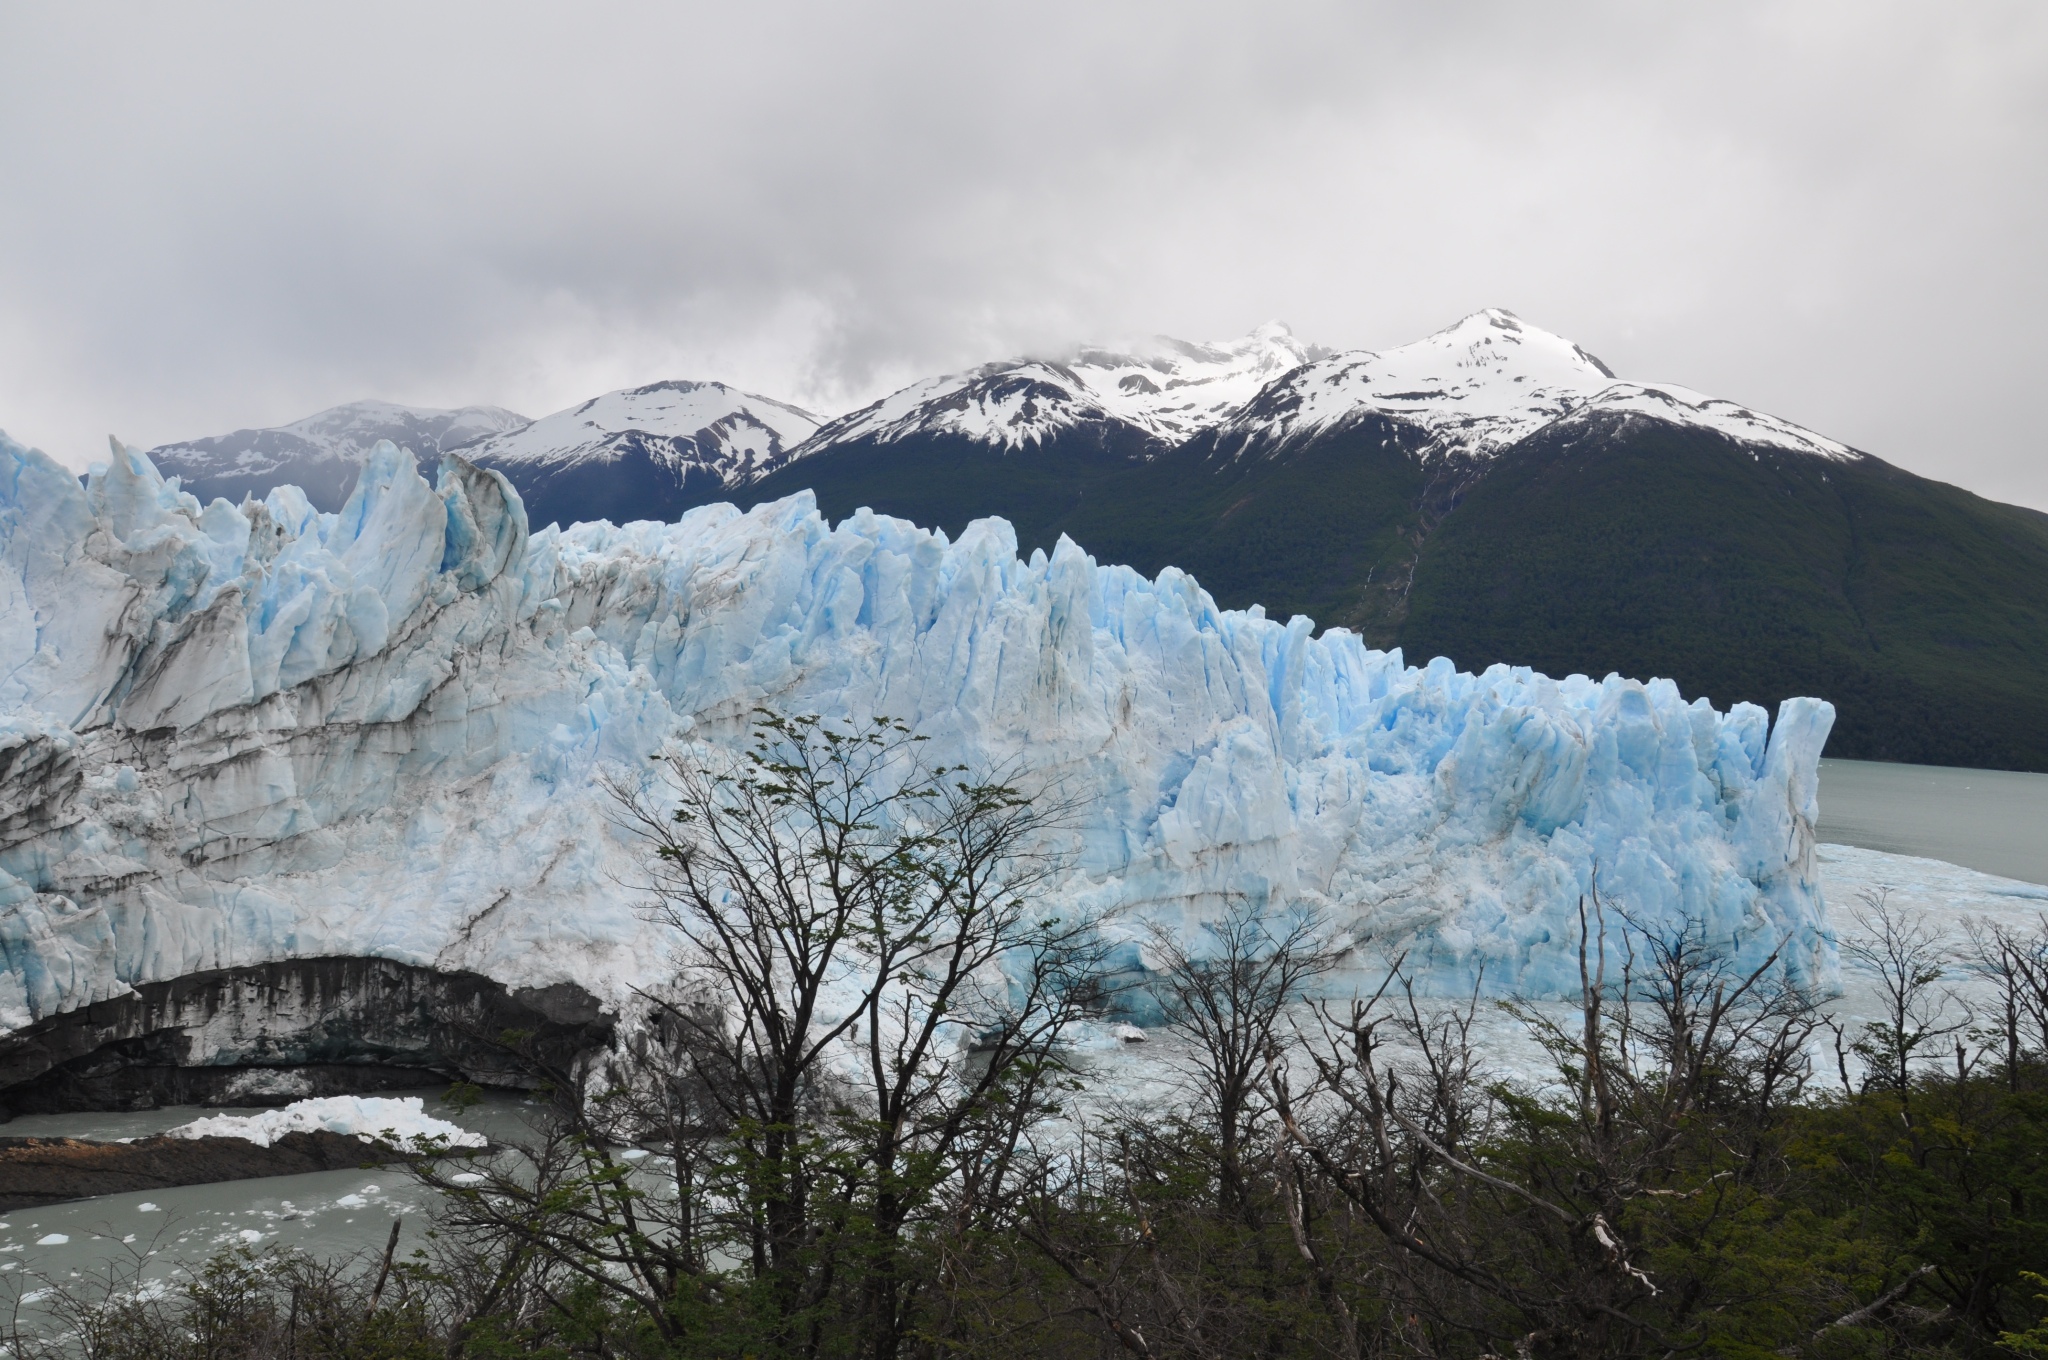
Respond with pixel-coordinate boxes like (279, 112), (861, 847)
(1817, 757), (2048, 887)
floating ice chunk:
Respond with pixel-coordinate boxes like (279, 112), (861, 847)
(35, 1234), (67, 1246)
(165, 1097), (484, 1151)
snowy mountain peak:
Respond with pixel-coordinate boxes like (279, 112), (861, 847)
(1412, 308), (1617, 383)
(457, 379), (822, 483)
(1066, 322), (1327, 440)
(1220, 309), (1850, 461)
(143, 400), (533, 513)
(806, 323), (1329, 455)
(150, 400), (530, 479)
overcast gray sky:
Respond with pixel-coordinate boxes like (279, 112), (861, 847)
(2, 2), (2043, 507)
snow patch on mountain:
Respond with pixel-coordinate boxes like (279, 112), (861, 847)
(459, 380), (822, 484)
(1218, 309), (1852, 462)
(1065, 323), (1325, 440)
(806, 323), (1321, 453)
(0, 430), (1835, 1035)
(1567, 383), (1854, 460)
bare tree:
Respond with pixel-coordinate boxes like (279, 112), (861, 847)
(1840, 889), (1965, 1108)
(1024, 899), (1350, 1359)
(1267, 883), (1822, 1359)
(423, 709), (1106, 1360)
(1965, 914), (2048, 1088)
(1145, 897), (1345, 1223)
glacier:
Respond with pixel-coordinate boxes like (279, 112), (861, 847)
(0, 430), (1835, 1036)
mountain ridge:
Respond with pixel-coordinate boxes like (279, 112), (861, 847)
(148, 401), (530, 509)
(450, 379), (820, 529)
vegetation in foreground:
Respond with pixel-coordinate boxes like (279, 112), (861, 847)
(13, 711), (2048, 1359)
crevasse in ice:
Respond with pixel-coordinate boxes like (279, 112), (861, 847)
(0, 433), (1834, 1031)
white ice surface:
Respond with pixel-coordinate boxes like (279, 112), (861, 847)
(1068, 845), (2048, 1115)
(0, 432), (1833, 1032)
(1446, 843), (2048, 1088)
(458, 380), (822, 483)
(166, 1096), (485, 1150)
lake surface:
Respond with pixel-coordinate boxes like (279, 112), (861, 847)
(0, 1091), (541, 1328)
(1816, 757), (2048, 887)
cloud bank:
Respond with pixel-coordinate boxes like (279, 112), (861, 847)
(1, 1), (2042, 507)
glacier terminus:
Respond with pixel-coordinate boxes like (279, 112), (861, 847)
(0, 430), (1834, 1041)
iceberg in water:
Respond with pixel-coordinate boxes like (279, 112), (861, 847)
(166, 1095), (485, 1149)
(0, 432), (1834, 1032)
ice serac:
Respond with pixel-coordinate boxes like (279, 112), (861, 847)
(0, 430), (1834, 1033)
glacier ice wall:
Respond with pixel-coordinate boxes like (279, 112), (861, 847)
(0, 433), (1834, 1032)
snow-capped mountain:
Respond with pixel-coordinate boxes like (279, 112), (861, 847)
(458, 380), (821, 483)
(1554, 382), (1854, 460)
(148, 401), (531, 511)
(143, 383), (822, 531)
(797, 308), (1847, 468)
(1214, 309), (1852, 461)
(454, 380), (821, 529)
(802, 322), (1322, 454)
(138, 312), (1854, 531)
(1069, 323), (1328, 439)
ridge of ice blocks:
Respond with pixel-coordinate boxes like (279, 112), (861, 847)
(166, 1096), (485, 1149)
(0, 432), (1836, 1032)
